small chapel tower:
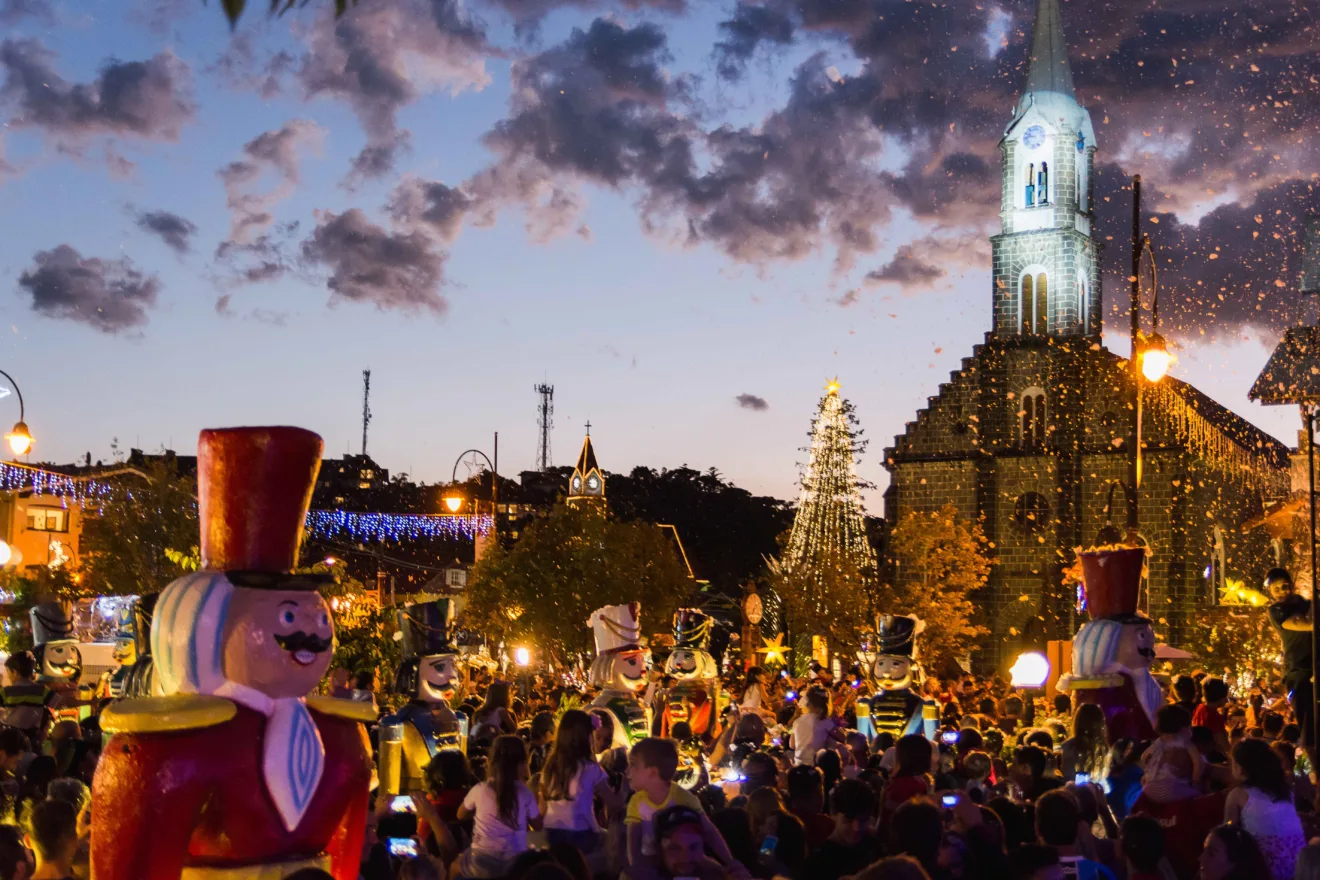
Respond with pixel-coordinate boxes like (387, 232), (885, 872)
(567, 425), (605, 507)
(991, 0), (1100, 339)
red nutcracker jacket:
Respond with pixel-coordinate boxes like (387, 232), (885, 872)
(1071, 674), (1157, 744)
(92, 694), (374, 880)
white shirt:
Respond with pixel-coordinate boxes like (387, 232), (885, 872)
(791, 713), (835, 765)
(462, 780), (540, 858)
(740, 683), (765, 711)
(543, 760), (607, 832)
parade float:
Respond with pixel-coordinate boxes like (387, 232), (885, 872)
(91, 426), (375, 880)
(1058, 546), (1161, 742)
(588, 602), (651, 749)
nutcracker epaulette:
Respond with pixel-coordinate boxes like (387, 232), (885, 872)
(101, 694), (237, 734)
(306, 695), (378, 724)
(1060, 674), (1126, 689)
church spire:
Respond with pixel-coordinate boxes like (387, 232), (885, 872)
(1019, 0), (1075, 109)
(567, 427), (605, 506)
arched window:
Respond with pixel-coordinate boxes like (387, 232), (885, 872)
(1013, 492), (1050, 532)
(1077, 148), (1089, 212)
(1038, 162), (1049, 205)
(1078, 278), (1088, 332)
(1019, 388), (1046, 448)
(1020, 270), (1048, 335)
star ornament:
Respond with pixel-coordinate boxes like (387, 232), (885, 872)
(757, 633), (791, 666)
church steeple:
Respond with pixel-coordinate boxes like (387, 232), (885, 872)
(567, 426), (605, 506)
(1019, 0), (1076, 110)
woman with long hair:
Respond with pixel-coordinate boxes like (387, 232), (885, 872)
(1061, 703), (1110, 782)
(1223, 738), (1304, 880)
(789, 686), (836, 767)
(881, 735), (934, 824)
(1198, 824), (1271, 880)
(472, 681), (518, 738)
(455, 735), (542, 878)
(740, 667), (769, 713)
(538, 710), (622, 859)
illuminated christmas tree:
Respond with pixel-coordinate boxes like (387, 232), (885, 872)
(773, 380), (877, 663)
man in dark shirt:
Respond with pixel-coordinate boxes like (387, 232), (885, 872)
(1265, 567), (1313, 755)
(794, 779), (883, 880)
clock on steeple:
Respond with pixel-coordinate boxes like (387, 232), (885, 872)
(567, 424), (605, 508)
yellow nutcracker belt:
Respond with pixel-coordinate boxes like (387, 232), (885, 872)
(180, 853), (331, 880)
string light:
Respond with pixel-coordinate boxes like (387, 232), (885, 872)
(305, 510), (493, 542)
(0, 463), (113, 502)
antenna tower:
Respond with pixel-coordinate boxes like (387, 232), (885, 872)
(361, 369), (372, 456)
(534, 383), (554, 471)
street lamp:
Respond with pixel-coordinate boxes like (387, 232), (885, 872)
(0, 370), (32, 457)
(442, 493), (465, 513)
(450, 433), (499, 526)
(1010, 649), (1051, 728)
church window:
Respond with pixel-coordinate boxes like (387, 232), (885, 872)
(1038, 162), (1049, 205)
(1077, 149), (1089, 212)
(1019, 389), (1046, 448)
(1013, 492), (1050, 532)
(1020, 270), (1048, 335)
(1025, 162), (1036, 208)
(1079, 279), (1088, 331)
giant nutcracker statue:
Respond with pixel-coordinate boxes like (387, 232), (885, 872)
(91, 427), (375, 880)
(31, 601), (88, 719)
(122, 593), (161, 699)
(96, 603), (137, 701)
(866, 614), (938, 740)
(588, 603), (651, 750)
(1058, 547), (1161, 742)
(661, 609), (722, 741)
(383, 599), (462, 794)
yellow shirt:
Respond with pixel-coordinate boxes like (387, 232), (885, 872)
(625, 783), (703, 855)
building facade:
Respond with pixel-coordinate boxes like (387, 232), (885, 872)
(883, 0), (1288, 665)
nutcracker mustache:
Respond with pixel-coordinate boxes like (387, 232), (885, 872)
(274, 631), (332, 657)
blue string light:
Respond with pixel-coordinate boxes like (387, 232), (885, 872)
(0, 463), (113, 502)
(305, 510), (492, 542)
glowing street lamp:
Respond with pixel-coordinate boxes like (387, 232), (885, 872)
(0, 370), (32, 457)
(1139, 332), (1173, 383)
(442, 493), (465, 513)
(514, 646), (531, 667)
(1009, 650), (1051, 689)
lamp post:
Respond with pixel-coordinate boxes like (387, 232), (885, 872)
(0, 370), (33, 458)
(1009, 649), (1051, 728)
(447, 432), (499, 527)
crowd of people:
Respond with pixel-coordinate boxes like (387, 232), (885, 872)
(0, 640), (1314, 880)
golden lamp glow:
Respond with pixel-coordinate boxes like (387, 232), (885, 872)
(443, 494), (464, 513)
(514, 646), (531, 667)
(1139, 333), (1172, 383)
(6, 421), (32, 456)
(1009, 650), (1051, 689)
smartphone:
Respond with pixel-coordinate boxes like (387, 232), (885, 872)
(1074, 772), (1090, 786)
(941, 730), (959, 744)
(390, 795), (416, 813)
(759, 834), (779, 857)
(941, 794), (959, 807)
(387, 838), (419, 858)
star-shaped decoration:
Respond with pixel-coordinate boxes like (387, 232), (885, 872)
(825, 377), (841, 396)
(757, 633), (791, 666)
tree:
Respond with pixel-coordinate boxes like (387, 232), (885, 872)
(464, 504), (694, 663)
(879, 505), (992, 670)
(78, 462), (199, 597)
(220, 0), (358, 27)
(771, 546), (871, 669)
(310, 560), (402, 690)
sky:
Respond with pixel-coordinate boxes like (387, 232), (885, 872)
(0, 0), (1315, 513)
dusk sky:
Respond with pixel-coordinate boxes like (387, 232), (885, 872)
(0, 0), (1314, 512)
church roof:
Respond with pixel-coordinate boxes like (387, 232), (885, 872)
(1249, 326), (1320, 406)
(1020, 0), (1076, 106)
(574, 434), (599, 475)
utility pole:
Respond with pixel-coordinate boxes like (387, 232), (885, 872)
(1127, 176), (1141, 534)
(361, 369), (372, 457)
(534, 383), (554, 471)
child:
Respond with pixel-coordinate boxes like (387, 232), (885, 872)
(539, 709), (623, 857)
(417, 749), (475, 856)
(455, 735), (542, 878)
(624, 737), (741, 873)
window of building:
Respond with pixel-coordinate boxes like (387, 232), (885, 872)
(1079, 278), (1088, 331)
(445, 569), (468, 588)
(1020, 271), (1048, 335)
(1019, 389), (1046, 448)
(1013, 492), (1050, 532)
(1077, 147), (1089, 212)
(26, 508), (67, 533)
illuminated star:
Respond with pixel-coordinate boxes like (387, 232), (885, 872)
(825, 377), (841, 395)
(757, 633), (791, 666)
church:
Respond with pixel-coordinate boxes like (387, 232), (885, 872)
(882, 0), (1289, 664)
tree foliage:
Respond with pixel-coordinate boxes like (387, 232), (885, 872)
(771, 546), (871, 673)
(78, 462), (199, 597)
(464, 504), (694, 662)
(219, 0), (358, 27)
(308, 560), (402, 688)
(879, 505), (992, 669)
(1189, 607), (1281, 689)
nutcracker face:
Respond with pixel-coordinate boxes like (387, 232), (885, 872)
(112, 637), (136, 667)
(419, 653), (458, 703)
(222, 587), (334, 699)
(611, 649), (649, 693)
(665, 648), (715, 681)
(871, 655), (913, 691)
(42, 640), (81, 681)
(1116, 620), (1156, 672)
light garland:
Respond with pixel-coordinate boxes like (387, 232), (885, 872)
(0, 462), (114, 502)
(305, 510), (493, 542)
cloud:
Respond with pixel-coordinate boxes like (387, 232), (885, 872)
(301, 209), (449, 314)
(0, 39), (194, 144)
(297, 0), (492, 181)
(133, 209), (197, 255)
(213, 220), (302, 287)
(389, 177), (473, 242)
(16, 244), (159, 334)
(736, 393), (769, 411)
(211, 31), (294, 99)
(866, 245), (946, 287)
(0, 0), (53, 25)
(219, 119), (325, 247)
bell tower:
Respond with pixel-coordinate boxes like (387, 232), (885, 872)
(990, 0), (1100, 339)
(567, 423), (605, 507)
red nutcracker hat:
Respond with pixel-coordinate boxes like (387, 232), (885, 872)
(1078, 547), (1146, 620)
(198, 426), (323, 579)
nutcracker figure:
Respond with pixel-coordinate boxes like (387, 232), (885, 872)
(91, 426), (375, 880)
(866, 615), (938, 740)
(661, 609), (722, 741)
(31, 601), (81, 686)
(122, 593), (161, 699)
(383, 599), (462, 793)
(1058, 547), (1161, 742)
(97, 603), (137, 700)
(588, 603), (651, 750)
